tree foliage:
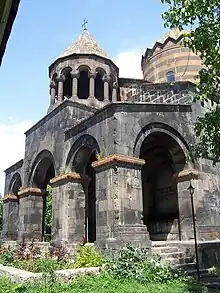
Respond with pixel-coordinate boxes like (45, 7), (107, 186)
(161, 0), (220, 163)
(0, 198), (3, 231)
(46, 185), (52, 232)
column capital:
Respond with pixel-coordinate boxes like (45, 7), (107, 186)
(113, 82), (118, 89)
(173, 169), (200, 183)
(71, 70), (80, 79)
(50, 81), (56, 89)
(102, 74), (111, 83)
(50, 172), (83, 187)
(92, 154), (145, 171)
(56, 75), (65, 83)
(17, 187), (42, 199)
(3, 194), (18, 202)
(88, 72), (96, 79)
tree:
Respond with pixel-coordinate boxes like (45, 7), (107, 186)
(45, 185), (52, 239)
(0, 198), (3, 231)
(161, 0), (220, 164)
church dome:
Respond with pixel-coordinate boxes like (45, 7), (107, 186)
(57, 28), (108, 59)
(141, 28), (204, 84)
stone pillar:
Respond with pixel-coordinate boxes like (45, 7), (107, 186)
(112, 82), (118, 102)
(71, 71), (79, 101)
(2, 195), (19, 241)
(50, 82), (56, 105)
(103, 75), (109, 101)
(174, 169), (200, 240)
(17, 188), (43, 242)
(50, 173), (85, 245)
(57, 76), (65, 103)
(89, 72), (96, 99)
(92, 154), (151, 249)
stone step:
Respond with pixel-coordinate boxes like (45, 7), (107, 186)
(173, 262), (197, 271)
(151, 241), (171, 247)
(160, 251), (184, 259)
(152, 246), (179, 254)
(164, 257), (184, 265)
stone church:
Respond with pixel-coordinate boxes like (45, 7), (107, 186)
(2, 27), (220, 251)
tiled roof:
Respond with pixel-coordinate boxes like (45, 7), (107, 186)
(58, 29), (108, 59)
(158, 27), (188, 44)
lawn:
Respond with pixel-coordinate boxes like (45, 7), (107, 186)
(0, 274), (205, 293)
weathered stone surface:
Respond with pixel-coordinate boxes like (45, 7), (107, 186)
(3, 28), (220, 254)
(0, 264), (100, 283)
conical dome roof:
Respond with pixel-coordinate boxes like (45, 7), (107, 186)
(158, 27), (189, 44)
(58, 29), (108, 59)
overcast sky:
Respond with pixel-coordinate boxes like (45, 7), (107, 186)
(0, 0), (168, 194)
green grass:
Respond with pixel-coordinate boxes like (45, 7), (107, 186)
(0, 274), (206, 293)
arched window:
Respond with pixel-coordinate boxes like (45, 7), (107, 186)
(62, 67), (72, 100)
(166, 71), (175, 83)
(78, 70), (89, 99)
(95, 70), (104, 101)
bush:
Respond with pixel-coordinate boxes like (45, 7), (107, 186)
(73, 245), (104, 268)
(105, 244), (182, 283)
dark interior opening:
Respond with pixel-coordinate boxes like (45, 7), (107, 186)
(95, 72), (104, 101)
(109, 82), (113, 102)
(33, 158), (55, 241)
(63, 71), (72, 99)
(85, 152), (97, 243)
(140, 132), (185, 241)
(78, 70), (89, 99)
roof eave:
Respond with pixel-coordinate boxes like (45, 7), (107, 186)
(0, 0), (20, 66)
(48, 53), (119, 76)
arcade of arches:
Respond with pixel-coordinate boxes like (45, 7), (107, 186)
(50, 68), (115, 104)
(3, 131), (195, 246)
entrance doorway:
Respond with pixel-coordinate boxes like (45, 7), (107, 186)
(32, 154), (55, 241)
(140, 132), (185, 241)
(73, 146), (97, 243)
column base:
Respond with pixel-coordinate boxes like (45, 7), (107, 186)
(71, 95), (78, 101)
(96, 224), (151, 250)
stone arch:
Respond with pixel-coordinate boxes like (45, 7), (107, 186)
(8, 172), (22, 196)
(66, 135), (100, 243)
(29, 150), (55, 241)
(77, 65), (90, 99)
(61, 67), (72, 100)
(133, 122), (190, 163)
(29, 150), (56, 188)
(95, 67), (105, 101)
(66, 135), (100, 171)
(134, 123), (189, 241)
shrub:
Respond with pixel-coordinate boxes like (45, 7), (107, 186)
(105, 244), (182, 283)
(73, 245), (104, 268)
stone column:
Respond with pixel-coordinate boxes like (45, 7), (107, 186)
(112, 82), (118, 102)
(89, 72), (96, 99)
(50, 173), (85, 245)
(57, 76), (65, 103)
(92, 154), (151, 249)
(103, 75), (109, 101)
(17, 187), (43, 243)
(50, 82), (56, 105)
(71, 71), (79, 101)
(2, 195), (19, 241)
(174, 169), (200, 240)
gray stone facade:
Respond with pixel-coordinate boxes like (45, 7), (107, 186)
(2, 28), (220, 250)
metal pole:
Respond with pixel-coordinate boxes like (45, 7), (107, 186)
(188, 181), (200, 282)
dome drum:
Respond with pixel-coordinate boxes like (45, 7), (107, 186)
(48, 29), (119, 109)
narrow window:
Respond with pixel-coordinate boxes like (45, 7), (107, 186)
(166, 71), (175, 83)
